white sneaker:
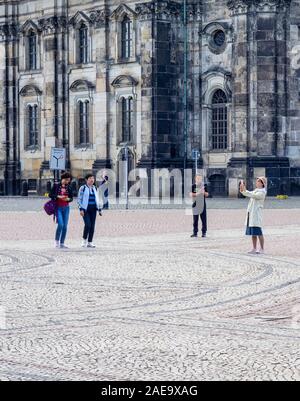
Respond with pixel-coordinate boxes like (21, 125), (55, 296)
(60, 244), (69, 249)
(87, 243), (96, 248)
(55, 241), (60, 248)
(248, 249), (257, 255)
(81, 239), (88, 248)
(257, 249), (265, 255)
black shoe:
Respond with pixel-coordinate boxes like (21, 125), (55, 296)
(191, 234), (198, 238)
(202, 233), (207, 238)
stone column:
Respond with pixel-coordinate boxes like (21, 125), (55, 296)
(228, 0), (249, 155)
(254, 0), (291, 194)
(38, 16), (66, 182)
(227, 0), (250, 191)
(136, 0), (182, 170)
(92, 8), (112, 173)
(0, 17), (21, 195)
(255, 0), (280, 156)
(135, 2), (155, 170)
(187, 2), (202, 167)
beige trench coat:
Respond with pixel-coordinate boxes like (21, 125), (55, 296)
(241, 189), (266, 228)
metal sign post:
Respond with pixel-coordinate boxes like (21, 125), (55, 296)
(192, 149), (200, 174)
(50, 148), (66, 183)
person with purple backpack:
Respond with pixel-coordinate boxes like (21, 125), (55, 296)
(49, 172), (73, 249)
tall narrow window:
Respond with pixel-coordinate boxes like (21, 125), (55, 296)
(78, 23), (88, 64)
(122, 97), (133, 143)
(27, 105), (39, 148)
(27, 31), (37, 70)
(78, 100), (90, 144)
(211, 89), (228, 150)
(121, 16), (132, 59)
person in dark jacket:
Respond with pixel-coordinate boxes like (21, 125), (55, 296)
(190, 174), (209, 238)
(50, 172), (73, 249)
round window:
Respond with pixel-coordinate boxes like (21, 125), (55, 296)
(213, 30), (226, 48)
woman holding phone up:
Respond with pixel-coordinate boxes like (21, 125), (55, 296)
(240, 177), (267, 255)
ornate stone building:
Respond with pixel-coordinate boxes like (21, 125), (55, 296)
(0, 0), (300, 197)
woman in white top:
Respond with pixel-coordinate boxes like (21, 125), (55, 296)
(240, 176), (267, 255)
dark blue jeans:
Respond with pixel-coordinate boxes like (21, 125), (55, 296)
(55, 206), (70, 244)
(82, 206), (97, 243)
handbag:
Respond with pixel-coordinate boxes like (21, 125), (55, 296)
(44, 199), (57, 218)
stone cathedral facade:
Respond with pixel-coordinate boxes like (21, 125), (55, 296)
(0, 0), (300, 197)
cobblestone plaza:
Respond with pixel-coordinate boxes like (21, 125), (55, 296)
(0, 199), (299, 381)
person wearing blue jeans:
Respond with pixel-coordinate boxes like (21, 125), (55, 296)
(56, 206), (70, 247)
(50, 172), (73, 249)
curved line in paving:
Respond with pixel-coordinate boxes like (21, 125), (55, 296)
(3, 313), (300, 343)
(0, 250), (55, 275)
(0, 358), (117, 381)
(6, 288), (219, 323)
(206, 252), (275, 287)
(0, 252), (19, 267)
(107, 316), (300, 341)
(151, 277), (300, 315)
(4, 249), (238, 320)
(2, 250), (299, 332)
(8, 270), (299, 329)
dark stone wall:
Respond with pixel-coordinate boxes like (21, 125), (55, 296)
(256, 13), (278, 156)
(154, 21), (173, 160)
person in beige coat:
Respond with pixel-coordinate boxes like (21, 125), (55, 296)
(240, 177), (267, 254)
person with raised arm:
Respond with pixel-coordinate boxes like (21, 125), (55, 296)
(78, 174), (102, 248)
(240, 177), (267, 255)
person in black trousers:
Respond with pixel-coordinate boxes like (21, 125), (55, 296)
(190, 174), (209, 238)
(78, 174), (102, 248)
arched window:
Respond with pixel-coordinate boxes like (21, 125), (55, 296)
(27, 30), (37, 70)
(211, 89), (228, 150)
(78, 100), (90, 145)
(27, 104), (39, 148)
(121, 16), (132, 59)
(78, 23), (88, 64)
(121, 97), (133, 143)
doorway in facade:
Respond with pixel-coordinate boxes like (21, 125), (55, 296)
(209, 174), (227, 197)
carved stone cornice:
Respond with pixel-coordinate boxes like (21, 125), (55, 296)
(186, 3), (202, 23)
(89, 9), (109, 27)
(136, 1), (181, 21)
(38, 16), (68, 34)
(228, 0), (291, 15)
(0, 22), (20, 40)
(227, 0), (251, 15)
(0, 22), (20, 41)
(255, 0), (291, 12)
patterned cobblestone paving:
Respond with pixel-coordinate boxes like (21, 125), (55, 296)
(0, 207), (299, 381)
